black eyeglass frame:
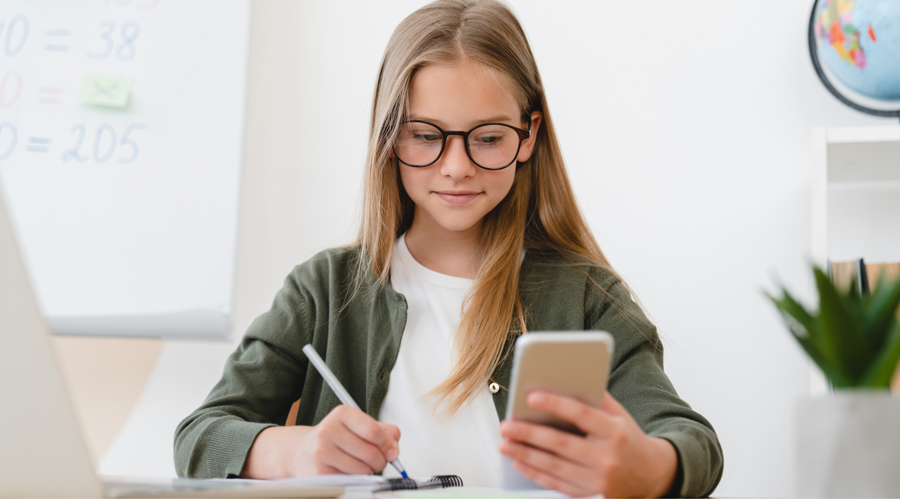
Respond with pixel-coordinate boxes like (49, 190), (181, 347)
(392, 120), (531, 171)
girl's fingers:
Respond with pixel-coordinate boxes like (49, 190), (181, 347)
(378, 422), (402, 452)
(599, 391), (629, 417)
(320, 437), (378, 475)
(499, 420), (592, 467)
(510, 460), (588, 498)
(332, 406), (399, 461)
(499, 440), (592, 497)
(330, 421), (388, 473)
(526, 391), (615, 438)
(311, 463), (341, 475)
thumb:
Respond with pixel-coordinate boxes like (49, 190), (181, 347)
(378, 422), (401, 460)
(378, 422), (401, 443)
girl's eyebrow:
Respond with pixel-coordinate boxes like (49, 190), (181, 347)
(408, 114), (514, 128)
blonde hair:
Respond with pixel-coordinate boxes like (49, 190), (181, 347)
(356, 0), (622, 414)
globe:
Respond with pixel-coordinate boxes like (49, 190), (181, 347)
(809, 0), (900, 118)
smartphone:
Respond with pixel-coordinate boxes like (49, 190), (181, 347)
(500, 331), (614, 490)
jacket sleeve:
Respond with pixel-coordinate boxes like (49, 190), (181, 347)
(173, 269), (313, 478)
(587, 276), (724, 498)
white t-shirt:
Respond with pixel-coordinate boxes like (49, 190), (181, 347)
(378, 234), (502, 487)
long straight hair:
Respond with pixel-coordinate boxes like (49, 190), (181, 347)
(356, 0), (622, 415)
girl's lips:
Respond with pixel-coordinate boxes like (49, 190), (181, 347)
(434, 191), (480, 205)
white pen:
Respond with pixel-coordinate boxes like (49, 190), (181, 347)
(301, 343), (409, 479)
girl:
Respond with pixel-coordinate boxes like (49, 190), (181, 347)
(174, 1), (723, 497)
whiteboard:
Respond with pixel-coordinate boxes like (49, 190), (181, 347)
(0, 0), (251, 339)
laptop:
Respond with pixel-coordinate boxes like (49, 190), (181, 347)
(0, 187), (341, 498)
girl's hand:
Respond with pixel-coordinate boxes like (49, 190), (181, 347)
(292, 405), (401, 475)
(499, 391), (678, 498)
(241, 405), (401, 478)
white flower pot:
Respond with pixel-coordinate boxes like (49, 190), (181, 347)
(796, 391), (900, 497)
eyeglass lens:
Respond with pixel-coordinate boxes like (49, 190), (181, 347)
(395, 122), (522, 170)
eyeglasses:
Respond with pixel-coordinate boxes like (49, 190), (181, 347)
(392, 120), (531, 171)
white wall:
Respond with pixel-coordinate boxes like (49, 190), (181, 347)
(99, 1), (898, 496)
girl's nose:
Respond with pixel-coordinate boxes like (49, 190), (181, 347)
(439, 136), (476, 181)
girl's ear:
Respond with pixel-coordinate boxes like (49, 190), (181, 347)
(516, 111), (543, 163)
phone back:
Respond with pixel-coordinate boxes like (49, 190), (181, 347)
(500, 331), (614, 490)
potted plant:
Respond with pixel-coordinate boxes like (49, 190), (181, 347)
(767, 266), (900, 497)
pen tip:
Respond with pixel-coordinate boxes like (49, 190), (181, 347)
(391, 459), (408, 478)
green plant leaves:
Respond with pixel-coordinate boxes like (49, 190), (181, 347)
(766, 265), (900, 389)
(766, 286), (851, 387)
(860, 322), (900, 388)
(863, 274), (900, 346)
(813, 268), (868, 386)
(860, 275), (900, 387)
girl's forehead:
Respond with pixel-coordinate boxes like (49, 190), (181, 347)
(408, 62), (522, 126)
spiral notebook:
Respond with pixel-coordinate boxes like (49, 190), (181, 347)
(271, 474), (464, 493)
(372, 475), (464, 492)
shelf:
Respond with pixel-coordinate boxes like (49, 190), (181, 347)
(809, 125), (900, 396)
(827, 126), (900, 182)
(827, 126), (900, 144)
(811, 125), (900, 265)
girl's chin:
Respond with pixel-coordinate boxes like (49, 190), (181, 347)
(412, 203), (494, 235)
(428, 214), (485, 234)
(434, 222), (482, 234)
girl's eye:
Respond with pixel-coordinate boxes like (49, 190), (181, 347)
(413, 132), (442, 143)
(473, 134), (503, 146)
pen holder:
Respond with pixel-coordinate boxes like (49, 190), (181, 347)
(795, 391), (900, 497)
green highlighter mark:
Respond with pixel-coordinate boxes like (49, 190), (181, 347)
(77, 76), (131, 109)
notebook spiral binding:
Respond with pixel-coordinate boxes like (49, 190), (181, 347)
(376, 475), (464, 491)
(430, 475), (464, 488)
(382, 478), (418, 491)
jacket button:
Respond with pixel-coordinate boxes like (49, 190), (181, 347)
(489, 382), (499, 394)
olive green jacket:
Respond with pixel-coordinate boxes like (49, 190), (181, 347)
(174, 247), (723, 497)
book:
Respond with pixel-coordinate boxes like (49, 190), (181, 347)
(866, 262), (900, 290)
(829, 258), (868, 294)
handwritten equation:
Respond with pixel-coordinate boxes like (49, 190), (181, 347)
(1, 122), (146, 164)
(0, 0), (158, 165)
